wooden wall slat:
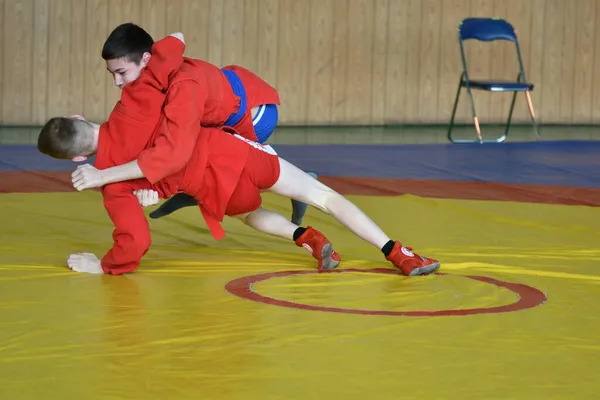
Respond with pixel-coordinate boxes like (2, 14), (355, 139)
(559, 1), (577, 123)
(418, 0), (442, 122)
(437, 0), (470, 124)
(370, 0), (389, 126)
(528, 0), (547, 124)
(104, 0), (141, 115)
(46, 0), (71, 120)
(31, 0), (49, 125)
(69, 0), (87, 118)
(0, 0), (596, 126)
(256, 0), (279, 92)
(221, 0), (245, 67)
(3, 0), (33, 124)
(207, 0), (224, 66)
(505, 0), (533, 122)
(83, 0), (108, 121)
(385, 0), (410, 124)
(139, 0), (167, 40)
(403, 0), (422, 123)
(180, 0), (208, 61)
(329, 0), (349, 124)
(592, 1), (600, 122)
(306, 0), (334, 124)
(242, 0), (260, 73)
(573, 0), (595, 123)
(344, 0), (374, 124)
(0, 0), (4, 121)
(540, 0), (564, 123)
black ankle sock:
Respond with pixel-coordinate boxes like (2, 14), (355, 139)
(293, 227), (307, 241)
(381, 240), (396, 256)
(148, 193), (198, 219)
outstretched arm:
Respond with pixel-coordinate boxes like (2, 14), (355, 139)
(67, 181), (154, 275)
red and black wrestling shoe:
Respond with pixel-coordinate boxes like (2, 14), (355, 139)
(294, 226), (341, 271)
(386, 241), (440, 276)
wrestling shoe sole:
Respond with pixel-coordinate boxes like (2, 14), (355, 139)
(320, 243), (340, 271)
(408, 261), (441, 276)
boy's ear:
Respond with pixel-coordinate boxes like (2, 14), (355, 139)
(141, 52), (151, 67)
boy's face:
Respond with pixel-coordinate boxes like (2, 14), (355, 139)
(106, 53), (150, 89)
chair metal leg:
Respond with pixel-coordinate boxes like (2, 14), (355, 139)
(525, 90), (541, 140)
(498, 90), (518, 143)
(465, 85), (483, 143)
(448, 73), (488, 144)
(447, 74), (464, 143)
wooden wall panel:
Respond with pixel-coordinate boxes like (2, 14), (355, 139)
(0, 0), (598, 126)
(0, 0), (3, 122)
(371, 0), (388, 125)
(385, 0), (409, 124)
(3, 0), (34, 124)
(31, 0), (49, 124)
(83, 0), (109, 120)
(306, 0), (334, 124)
(592, 1), (600, 122)
(573, 0), (595, 123)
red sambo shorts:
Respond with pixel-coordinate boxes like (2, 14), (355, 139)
(224, 135), (280, 216)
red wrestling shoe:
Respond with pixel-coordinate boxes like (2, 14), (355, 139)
(295, 226), (341, 271)
(386, 241), (440, 276)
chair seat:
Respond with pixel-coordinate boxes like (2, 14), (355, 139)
(463, 80), (534, 91)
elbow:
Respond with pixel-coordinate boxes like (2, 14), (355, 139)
(138, 230), (152, 258)
(102, 232), (151, 276)
(128, 229), (152, 267)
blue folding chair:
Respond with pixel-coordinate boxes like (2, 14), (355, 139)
(447, 17), (540, 144)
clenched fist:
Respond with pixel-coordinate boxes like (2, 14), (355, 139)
(72, 164), (106, 191)
(133, 189), (160, 207)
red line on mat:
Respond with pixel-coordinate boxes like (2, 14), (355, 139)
(2, 171), (598, 207)
(225, 268), (547, 317)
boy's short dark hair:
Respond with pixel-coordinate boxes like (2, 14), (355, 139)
(102, 23), (154, 64)
(38, 117), (82, 159)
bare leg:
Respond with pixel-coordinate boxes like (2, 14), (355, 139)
(232, 206), (340, 270)
(266, 157), (391, 249)
(232, 207), (298, 240)
(291, 171), (318, 225)
(260, 143), (317, 226)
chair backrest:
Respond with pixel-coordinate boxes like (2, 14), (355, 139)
(459, 17), (516, 42)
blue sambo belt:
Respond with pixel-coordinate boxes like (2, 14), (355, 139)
(221, 69), (247, 127)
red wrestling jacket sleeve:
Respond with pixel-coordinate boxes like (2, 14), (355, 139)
(137, 79), (204, 184)
(100, 182), (153, 274)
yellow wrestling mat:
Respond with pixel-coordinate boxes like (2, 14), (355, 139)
(1, 191), (599, 399)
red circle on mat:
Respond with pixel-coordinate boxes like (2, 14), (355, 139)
(225, 268), (547, 316)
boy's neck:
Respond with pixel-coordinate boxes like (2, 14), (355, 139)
(91, 123), (100, 150)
